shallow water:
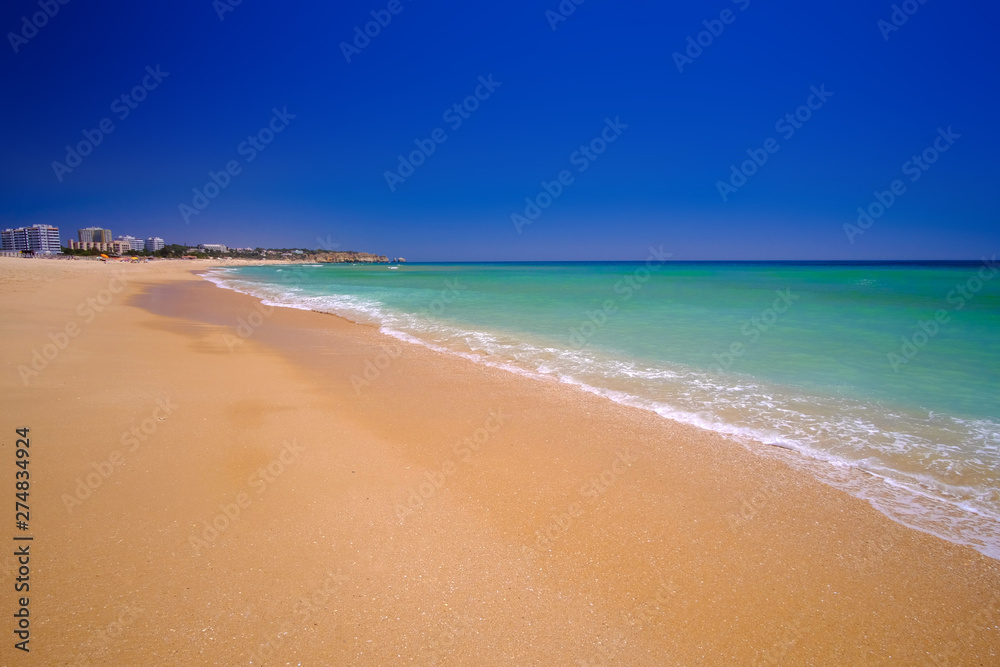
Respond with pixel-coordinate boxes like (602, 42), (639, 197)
(208, 260), (1000, 558)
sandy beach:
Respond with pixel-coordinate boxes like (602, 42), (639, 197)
(2, 256), (998, 666)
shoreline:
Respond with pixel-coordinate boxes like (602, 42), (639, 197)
(3, 257), (998, 664)
(204, 262), (1000, 563)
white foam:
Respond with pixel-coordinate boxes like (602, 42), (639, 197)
(204, 269), (1000, 560)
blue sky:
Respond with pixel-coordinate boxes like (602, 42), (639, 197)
(1, 0), (997, 260)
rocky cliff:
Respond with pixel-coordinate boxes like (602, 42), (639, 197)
(312, 251), (389, 263)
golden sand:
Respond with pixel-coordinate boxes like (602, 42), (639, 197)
(1, 256), (997, 665)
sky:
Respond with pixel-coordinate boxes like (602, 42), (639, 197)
(1, 0), (997, 261)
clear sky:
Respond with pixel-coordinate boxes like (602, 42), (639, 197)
(1, 0), (997, 260)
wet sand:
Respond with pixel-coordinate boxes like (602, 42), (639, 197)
(1, 256), (998, 665)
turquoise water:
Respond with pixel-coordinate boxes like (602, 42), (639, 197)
(209, 261), (1000, 557)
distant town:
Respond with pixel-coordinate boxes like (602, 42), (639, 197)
(0, 224), (403, 263)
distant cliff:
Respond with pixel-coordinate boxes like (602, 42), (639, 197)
(312, 251), (389, 263)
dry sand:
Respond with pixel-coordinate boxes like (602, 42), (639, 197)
(1, 256), (998, 665)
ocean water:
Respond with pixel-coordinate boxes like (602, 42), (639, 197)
(207, 261), (1000, 558)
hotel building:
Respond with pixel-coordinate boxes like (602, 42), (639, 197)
(68, 240), (133, 255)
(116, 235), (145, 251)
(78, 227), (113, 243)
(1, 224), (62, 254)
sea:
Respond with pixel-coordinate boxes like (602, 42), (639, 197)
(207, 260), (1000, 559)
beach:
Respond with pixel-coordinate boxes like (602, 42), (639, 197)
(2, 256), (998, 665)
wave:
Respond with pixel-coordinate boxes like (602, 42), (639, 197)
(205, 268), (1000, 559)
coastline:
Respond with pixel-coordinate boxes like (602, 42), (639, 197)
(3, 257), (998, 664)
(205, 260), (1000, 562)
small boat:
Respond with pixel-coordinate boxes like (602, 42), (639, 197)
(388, 266), (399, 270)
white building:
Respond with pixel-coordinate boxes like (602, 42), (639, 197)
(1, 228), (26, 252)
(145, 237), (165, 252)
(78, 227), (112, 243)
(198, 243), (228, 253)
(1, 225), (61, 254)
(68, 240), (132, 255)
(116, 235), (145, 251)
